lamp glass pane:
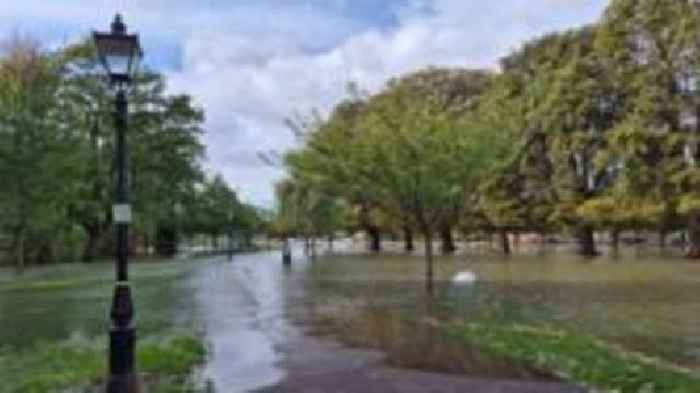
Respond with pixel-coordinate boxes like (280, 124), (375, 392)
(95, 34), (138, 77)
(106, 53), (131, 76)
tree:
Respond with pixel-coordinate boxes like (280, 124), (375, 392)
(0, 35), (84, 271)
(506, 27), (623, 257)
(595, 0), (700, 256)
(278, 68), (510, 291)
(0, 34), (209, 267)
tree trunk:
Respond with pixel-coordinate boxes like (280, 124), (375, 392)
(227, 232), (234, 260)
(577, 225), (599, 258)
(82, 225), (101, 262)
(368, 227), (381, 253)
(327, 234), (334, 252)
(15, 226), (26, 275)
(500, 229), (511, 255)
(211, 234), (218, 253)
(659, 228), (667, 255)
(156, 224), (177, 257)
(538, 231), (547, 255)
(144, 233), (151, 256)
(424, 232), (434, 295)
(440, 226), (456, 254)
(610, 229), (620, 258)
(36, 241), (53, 265)
(404, 226), (414, 252)
(687, 211), (700, 258)
(634, 229), (642, 257)
(311, 237), (317, 260)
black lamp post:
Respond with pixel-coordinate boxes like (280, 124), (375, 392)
(93, 14), (143, 393)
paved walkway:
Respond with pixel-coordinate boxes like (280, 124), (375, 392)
(255, 333), (585, 393)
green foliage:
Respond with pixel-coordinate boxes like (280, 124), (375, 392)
(185, 174), (264, 242)
(276, 1), (700, 257)
(0, 34), (262, 266)
(278, 68), (510, 271)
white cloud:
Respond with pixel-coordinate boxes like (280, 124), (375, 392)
(1, 0), (609, 206)
(165, 0), (608, 206)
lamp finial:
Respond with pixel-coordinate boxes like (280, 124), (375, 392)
(112, 13), (126, 35)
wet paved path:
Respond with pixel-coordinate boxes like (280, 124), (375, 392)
(193, 251), (586, 393)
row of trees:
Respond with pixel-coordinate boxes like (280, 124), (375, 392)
(276, 0), (700, 288)
(0, 35), (261, 271)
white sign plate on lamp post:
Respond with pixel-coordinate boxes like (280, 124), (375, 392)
(113, 204), (132, 224)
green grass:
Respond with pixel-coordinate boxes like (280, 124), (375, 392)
(449, 321), (700, 393)
(0, 259), (213, 393)
(0, 334), (208, 393)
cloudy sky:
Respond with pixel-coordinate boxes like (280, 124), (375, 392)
(1, 0), (609, 207)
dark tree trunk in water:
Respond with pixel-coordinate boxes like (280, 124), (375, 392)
(610, 229), (620, 258)
(634, 229), (642, 257)
(311, 237), (317, 260)
(500, 230), (511, 255)
(82, 225), (101, 262)
(211, 234), (218, 252)
(367, 227), (381, 253)
(404, 226), (414, 252)
(155, 224), (177, 257)
(13, 226), (26, 275)
(687, 211), (700, 258)
(440, 226), (455, 254)
(659, 228), (667, 255)
(145, 233), (152, 256)
(424, 232), (434, 295)
(577, 225), (599, 257)
(36, 242), (53, 265)
(538, 231), (547, 255)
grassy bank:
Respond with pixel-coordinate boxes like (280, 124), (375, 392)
(1, 333), (207, 393)
(449, 321), (700, 393)
(0, 259), (212, 393)
(307, 300), (700, 393)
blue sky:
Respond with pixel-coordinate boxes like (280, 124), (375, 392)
(0, 0), (609, 206)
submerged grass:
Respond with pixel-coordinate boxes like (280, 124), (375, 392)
(0, 258), (202, 293)
(304, 294), (700, 393)
(450, 321), (700, 393)
(0, 333), (208, 393)
(304, 305), (548, 379)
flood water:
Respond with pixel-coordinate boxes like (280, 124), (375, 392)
(1, 244), (699, 391)
(306, 249), (700, 368)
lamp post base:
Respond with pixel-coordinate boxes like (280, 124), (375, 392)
(107, 327), (139, 393)
(107, 283), (138, 393)
(106, 372), (139, 393)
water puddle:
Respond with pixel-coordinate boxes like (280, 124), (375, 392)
(193, 254), (290, 392)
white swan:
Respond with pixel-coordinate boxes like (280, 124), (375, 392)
(452, 271), (477, 284)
